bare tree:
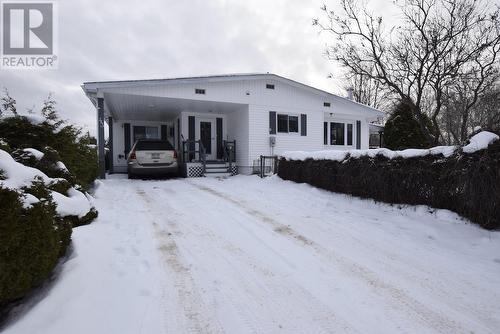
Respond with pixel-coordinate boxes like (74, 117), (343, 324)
(314, 0), (500, 145)
(342, 68), (393, 111)
(471, 84), (500, 133)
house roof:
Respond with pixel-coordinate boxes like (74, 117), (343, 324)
(82, 73), (384, 118)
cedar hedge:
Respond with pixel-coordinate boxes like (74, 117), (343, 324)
(0, 180), (72, 312)
(278, 140), (500, 230)
(0, 114), (98, 319)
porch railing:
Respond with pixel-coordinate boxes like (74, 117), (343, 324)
(258, 155), (279, 178)
(181, 139), (206, 172)
(223, 140), (236, 170)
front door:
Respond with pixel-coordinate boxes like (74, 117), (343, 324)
(197, 119), (216, 160)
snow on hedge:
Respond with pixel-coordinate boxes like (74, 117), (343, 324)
(0, 149), (52, 188)
(56, 160), (69, 172)
(0, 149), (93, 216)
(462, 131), (499, 153)
(51, 188), (92, 218)
(282, 131), (498, 161)
(23, 148), (45, 160)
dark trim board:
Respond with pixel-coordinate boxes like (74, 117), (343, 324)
(216, 117), (223, 159)
(188, 116), (195, 161)
(124, 123), (131, 157)
(356, 120), (361, 149)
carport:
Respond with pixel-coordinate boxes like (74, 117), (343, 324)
(82, 80), (247, 178)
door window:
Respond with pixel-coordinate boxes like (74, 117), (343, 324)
(200, 122), (212, 154)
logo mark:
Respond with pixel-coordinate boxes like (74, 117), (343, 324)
(1, 1), (58, 69)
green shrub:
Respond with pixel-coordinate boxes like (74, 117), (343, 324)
(0, 181), (72, 308)
(384, 101), (432, 150)
(64, 208), (99, 228)
(0, 116), (98, 190)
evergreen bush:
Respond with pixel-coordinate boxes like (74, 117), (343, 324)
(384, 101), (432, 150)
(0, 180), (72, 309)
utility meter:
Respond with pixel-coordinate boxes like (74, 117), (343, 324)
(269, 136), (276, 147)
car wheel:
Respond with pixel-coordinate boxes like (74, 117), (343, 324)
(128, 173), (135, 179)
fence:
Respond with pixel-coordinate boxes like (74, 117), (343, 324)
(255, 155), (279, 178)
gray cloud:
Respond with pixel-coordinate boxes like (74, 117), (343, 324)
(0, 0), (397, 136)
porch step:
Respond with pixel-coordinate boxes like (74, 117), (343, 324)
(205, 167), (229, 173)
(205, 163), (227, 168)
(204, 172), (232, 178)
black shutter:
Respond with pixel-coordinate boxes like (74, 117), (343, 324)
(300, 114), (307, 136)
(124, 123), (131, 156)
(356, 120), (361, 149)
(161, 125), (168, 141)
(324, 122), (328, 145)
(188, 116), (195, 161)
(269, 111), (276, 134)
(216, 117), (223, 159)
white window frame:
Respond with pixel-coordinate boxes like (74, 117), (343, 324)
(132, 125), (160, 142)
(324, 120), (355, 147)
(276, 113), (300, 135)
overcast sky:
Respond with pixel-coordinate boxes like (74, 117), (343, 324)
(1, 0), (401, 135)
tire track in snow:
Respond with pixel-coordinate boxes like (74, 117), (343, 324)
(188, 181), (468, 334)
(135, 186), (224, 334)
(214, 180), (500, 331)
(159, 188), (356, 334)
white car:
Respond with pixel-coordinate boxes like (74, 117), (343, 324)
(127, 139), (178, 178)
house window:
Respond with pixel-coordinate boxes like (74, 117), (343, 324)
(277, 114), (299, 133)
(195, 88), (206, 94)
(324, 122), (328, 145)
(330, 122), (345, 145)
(347, 123), (353, 145)
(133, 126), (159, 142)
(277, 114), (289, 133)
(324, 102), (331, 107)
(266, 84), (275, 90)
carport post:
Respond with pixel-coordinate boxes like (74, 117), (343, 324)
(97, 97), (106, 179)
(108, 116), (113, 174)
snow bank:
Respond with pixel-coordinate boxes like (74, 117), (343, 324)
(462, 131), (499, 153)
(51, 188), (92, 218)
(282, 131), (498, 161)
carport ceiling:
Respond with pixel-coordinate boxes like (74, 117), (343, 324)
(104, 93), (247, 121)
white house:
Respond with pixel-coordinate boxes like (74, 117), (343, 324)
(82, 73), (384, 178)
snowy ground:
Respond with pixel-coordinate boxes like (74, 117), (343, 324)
(4, 175), (500, 334)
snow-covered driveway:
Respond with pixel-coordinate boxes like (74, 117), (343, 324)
(5, 175), (500, 334)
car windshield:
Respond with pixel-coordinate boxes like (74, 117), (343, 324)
(135, 140), (174, 151)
